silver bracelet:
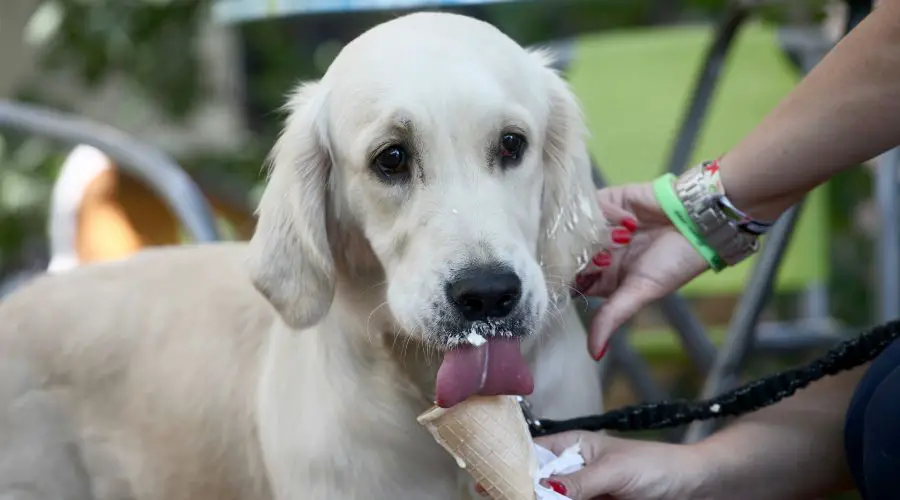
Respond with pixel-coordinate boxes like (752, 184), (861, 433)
(674, 162), (761, 267)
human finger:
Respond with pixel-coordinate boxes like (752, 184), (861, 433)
(539, 463), (624, 500)
(587, 279), (653, 357)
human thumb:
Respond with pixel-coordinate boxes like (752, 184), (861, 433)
(587, 280), (652, 356)
(541, 463), (622, 500)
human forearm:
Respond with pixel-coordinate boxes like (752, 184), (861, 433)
(718, 0), (900, 221)
(690, 364), (867, 500)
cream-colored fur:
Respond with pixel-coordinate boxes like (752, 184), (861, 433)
(0, 12), (608, 500)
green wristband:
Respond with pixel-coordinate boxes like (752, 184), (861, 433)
(652, 173), (726, 272)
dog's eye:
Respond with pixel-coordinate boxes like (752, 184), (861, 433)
(372, 145), (410, 183)
(499, 133), (526, 166)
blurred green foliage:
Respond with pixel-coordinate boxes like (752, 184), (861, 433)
(39, 0), (208, 120)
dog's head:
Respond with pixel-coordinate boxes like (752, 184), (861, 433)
(248, 13), (608, 351)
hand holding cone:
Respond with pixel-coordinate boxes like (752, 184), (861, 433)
(417, 395), (538, 500)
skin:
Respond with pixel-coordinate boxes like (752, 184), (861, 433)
(537, 1), (900, 498)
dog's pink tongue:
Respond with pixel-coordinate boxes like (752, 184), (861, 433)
(435, 338), (534, 408)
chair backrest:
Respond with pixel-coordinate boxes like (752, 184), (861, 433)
(564, 21), (829, 297)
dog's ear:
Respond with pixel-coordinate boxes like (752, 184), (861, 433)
(531, 51), (610, 301)
(248, 82), (335, 330)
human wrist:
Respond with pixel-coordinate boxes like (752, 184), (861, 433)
(653, 161), (765, 271)
(716, 153), (795, 222)
(675, 442), (722, 500)
(689, 430), (798, 500)
(653, 173), (727, 271)
(686, 437), (768, 500)
(674, 162), (767, 256)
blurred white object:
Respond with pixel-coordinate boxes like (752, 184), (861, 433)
(534, 443), (584, 500)
(46, 145), (114, 273)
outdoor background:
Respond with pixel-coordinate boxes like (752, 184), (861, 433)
(0, 1), (879, 497)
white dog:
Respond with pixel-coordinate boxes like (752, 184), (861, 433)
(0, 12), (609, 500)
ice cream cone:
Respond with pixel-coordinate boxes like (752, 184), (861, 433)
(417, 395), (537, 500)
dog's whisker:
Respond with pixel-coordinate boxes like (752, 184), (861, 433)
(366, 279), (389, 291)
(366, 301), (391, 346)
(389, 326), (403, 353)
(544, 306), (567, 330)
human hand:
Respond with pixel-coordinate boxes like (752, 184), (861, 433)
(574, 182), (709, 358)
(531, 431), (709, 500)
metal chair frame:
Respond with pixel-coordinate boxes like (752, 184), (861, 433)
(554, 0), (881, 443)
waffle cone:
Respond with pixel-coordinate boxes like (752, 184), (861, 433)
(418, 396), (537, 500)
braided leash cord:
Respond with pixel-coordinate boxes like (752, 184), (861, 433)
(530, 319), (900, 437)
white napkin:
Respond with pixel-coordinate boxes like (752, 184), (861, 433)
(533, 442), (584, 500)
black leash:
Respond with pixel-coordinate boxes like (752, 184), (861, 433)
(525, 319), (900, 438)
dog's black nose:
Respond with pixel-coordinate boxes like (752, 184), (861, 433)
(446, 266), (522, 321)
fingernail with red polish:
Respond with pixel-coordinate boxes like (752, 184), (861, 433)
(612, 228), (632, 245)
(622, 217), (639, 232)
(546, 480), (568, 495)
(594, 343), (609, 361)
(592, 251), (612, 268)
